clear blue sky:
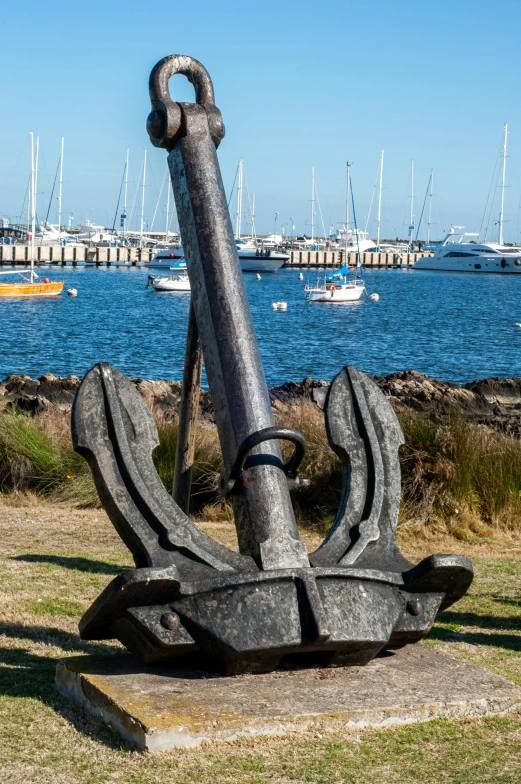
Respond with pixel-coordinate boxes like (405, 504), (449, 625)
(1, 0), (520, 240)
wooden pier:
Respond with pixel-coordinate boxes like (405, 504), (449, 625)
(0, 245), (433, 269)
(283, 249), (432, 268)
(0, 245), (155, 266)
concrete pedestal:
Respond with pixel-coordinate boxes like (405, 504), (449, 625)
(56, 645), (521, 752)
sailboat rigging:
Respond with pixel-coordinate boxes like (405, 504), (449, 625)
(304, 163), (366, 302)
(0, 133), (64, 298)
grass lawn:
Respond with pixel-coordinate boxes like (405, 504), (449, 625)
(1, 500), (521, 784)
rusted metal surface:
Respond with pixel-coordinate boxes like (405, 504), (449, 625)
(71, 56), (473, 675)
(149, 55), (308, 570)
(172, 300), (203, 514)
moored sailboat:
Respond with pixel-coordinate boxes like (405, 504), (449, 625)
(0, 133), (64, 298)
(0, 269), (64, 297)
(305, 162), (367, 303)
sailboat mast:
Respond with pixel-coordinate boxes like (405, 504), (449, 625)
(234, 158), (243, 238)
(427, 169), (434, 244)
(498, 122), (508, 245)
(376, 149), (384, 249)
(123, 148), (129, 237)
(311, 166), (315, 242)
(57, 136), (64, 234)
(140, 150), (147, 247)
(408, 159), (414, 249)
(251, 191), (256, 241)
(345, 162), (350, 256)
(165, 171), (170, 241)
(30, 133), (35, 280)
(34, 136), (40, 233)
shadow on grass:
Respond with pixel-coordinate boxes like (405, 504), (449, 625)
(0, 620), (131, 750)
(437, 609), (521, 632)
(491, 597), (521, 609)
(429, 626), (521, 651)
(13, 554), (127, 575)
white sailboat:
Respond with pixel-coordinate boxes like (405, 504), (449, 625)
(232, 158), (288, 272)
(408, 160), (415, 251)
(375, 149), (384, 251)
(305, 274), (366, 302)
(305, 163), (366, 303)
(1, 134), (64, 297)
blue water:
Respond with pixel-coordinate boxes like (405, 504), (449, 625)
(1, 266), (520, 385)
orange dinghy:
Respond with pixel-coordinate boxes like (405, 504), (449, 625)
(0, 270), (64, 298)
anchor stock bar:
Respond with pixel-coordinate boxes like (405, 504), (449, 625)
(147, 55), (308, 570)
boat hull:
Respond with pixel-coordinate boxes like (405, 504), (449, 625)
(413, 256), (521, 273)
(306, 285), (365, 302)
(151, 277), (191, 292)
(146, 260), (182, 269)
(0, 281), (64, 297)
(147, 249), (287, 274)
(237, 252), (287, 273)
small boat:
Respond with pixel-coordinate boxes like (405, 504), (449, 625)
(305, 162), (367, 303)
(1, 133), (64, 298)
(146, 259), (190, 292)
(147, 274), (190, 292)
(0, 268), (64, 298)
(305, 275), (365, 302)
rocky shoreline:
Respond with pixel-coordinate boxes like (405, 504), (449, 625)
(1, 370), (520, 436)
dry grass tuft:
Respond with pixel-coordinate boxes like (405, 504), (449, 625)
(399, 412), (521, 540)
(1, 399), (521, 542)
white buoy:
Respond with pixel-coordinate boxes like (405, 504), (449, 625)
(272, 301), (288, 310)
(298, 272), (304, 280)
(369, 292), (380, 302)
(256, 273), (261, 280)
(516, 323), (521, 328)
(67, 288), (78, 297)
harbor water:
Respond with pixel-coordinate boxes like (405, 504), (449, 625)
(2, 266), (521, 385)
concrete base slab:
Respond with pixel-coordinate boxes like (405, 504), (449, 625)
(56, 645), (521, 752)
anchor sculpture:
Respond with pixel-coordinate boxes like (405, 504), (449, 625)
(72, 55), (473, 675)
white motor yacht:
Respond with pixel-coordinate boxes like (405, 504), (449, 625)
(413, 229), (521, 274)
(333, 227), (377, 254)
(149, 242), (287, 273)
(35, 221), (83, 247)
(235, 238), (288, 272)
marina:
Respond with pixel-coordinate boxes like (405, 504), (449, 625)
(1, 265), (520, 386)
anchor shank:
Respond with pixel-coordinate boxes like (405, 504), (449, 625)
(167, 104), (307, 570)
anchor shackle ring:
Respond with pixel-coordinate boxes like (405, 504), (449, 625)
(147, 54), (225, 150)
(221, 427), (308, 495)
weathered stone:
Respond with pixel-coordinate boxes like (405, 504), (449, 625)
(56, 645), (521, 752)
(3, 371), (520, 435)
